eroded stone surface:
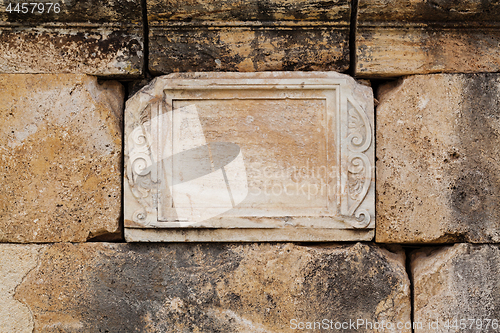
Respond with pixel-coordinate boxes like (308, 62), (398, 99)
(0, 0), (143, 77)
(356, 0), (500, 77)
(148, 0), (350, 73)
(148, 0), (351, 22)
(412, 244), (500, 332)
(5, 242), (409, 332)
(377, 73), (500, 243)
(0, 74), (123, 242)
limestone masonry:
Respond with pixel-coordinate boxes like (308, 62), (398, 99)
(1, 0), (500, 331)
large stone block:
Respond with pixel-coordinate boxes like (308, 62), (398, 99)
(377, 73), (500, 243)
(124, 72), (375, 242)
(147, 0), (350, 73)
(356, 0), (500, 77)
(0, 74), (123, 242)
(0, 0), (143, 77)
(2, 242), (410, 332)
(412, 244), (500, 332)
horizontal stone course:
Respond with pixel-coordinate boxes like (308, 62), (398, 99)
(0, 0), (143, 77)
(147, 0), (351, 73)
(1, 242), (410, 332)
(148, 0), (351, 22)
(356, 0), (500, 77)
(358, 0), (500, 23)
(0, 0), (143, 24)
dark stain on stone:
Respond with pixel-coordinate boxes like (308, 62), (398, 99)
(59, 244), (244, 332)
(451, 73), (500, 242)
(148, 0), (350, 22)
(87, 243), (247, 332)
(451, 244), (500, 319)
(0, 28), (143, 77)
(4, 0), (142, 25)
(16, 243), (407, 332)
(301, 243), (399, 330)
(149, 27), (349, 73)
(359, 0), (500, 23)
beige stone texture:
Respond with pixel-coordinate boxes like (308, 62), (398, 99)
(356, 0), (500, 77)
(377, 73), (500, 243)
(0, 0), (143, 77)
(124, 72), (374, 242)
(0, 74), (123, 242)
(0, 245), (40, 333)
(1, 242), (409, 332)
(147, 0), (350, 73)
(412, 244), (500, 332)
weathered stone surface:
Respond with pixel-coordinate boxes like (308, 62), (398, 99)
(148, 0), (351, 21)
(125, 72), (375, 242)
(412, 243), (500, 332)
(0, 74), (123, 242)
(356, 0), (500, 77)
(377, 73), (500, 243)
(0, 245), (39, 333)
(0, 0), (143, 77)
(3, 242), (409, 332)
(148, 0), (350, 73)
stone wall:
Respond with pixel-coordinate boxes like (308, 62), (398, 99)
(1, 0), (500, 332)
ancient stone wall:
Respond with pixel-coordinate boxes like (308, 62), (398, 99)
(1, 0), (500, 331)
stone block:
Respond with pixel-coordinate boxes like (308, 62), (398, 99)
(0, 0), (143, 77)
(377, 73), (500, 243)
(356, 0), (500, 77)
(0, 74), (123, 242)
(412, 244), (500, 332)
(124, 72), (375, 242)
(147, 0), (350, 73)
(3, 242), (410, 332)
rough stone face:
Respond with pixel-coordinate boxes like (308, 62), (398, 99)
(148, 0), (350, 73)
(377, 73), (500, 243)
(3, 242), (410, 332)
(412, 244), (500, 332)
(356, 0), (500, 77)
(0, 74), (123, 242)
(0, 0), (143, 77)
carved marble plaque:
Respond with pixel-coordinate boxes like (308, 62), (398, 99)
(124, 72), (374, 242)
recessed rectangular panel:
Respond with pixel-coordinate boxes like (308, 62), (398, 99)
(173, 98), (328, 211)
